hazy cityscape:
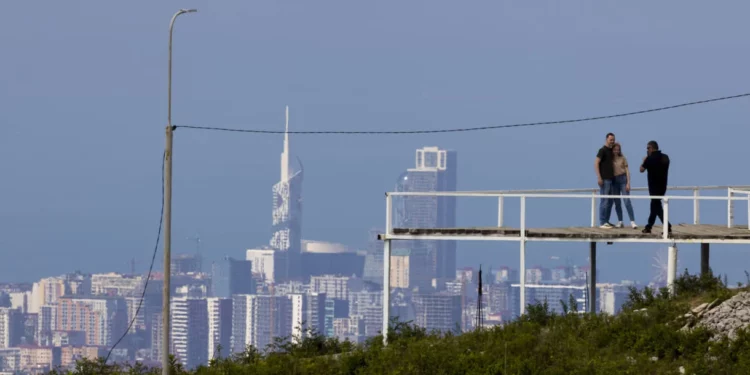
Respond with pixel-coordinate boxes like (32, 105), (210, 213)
(0, 130), (666, 372)
(2, 1), (750, 374)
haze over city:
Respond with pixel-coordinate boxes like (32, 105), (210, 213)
(3, 1), (750, 372)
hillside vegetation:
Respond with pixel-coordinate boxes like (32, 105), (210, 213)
(52, 270), (750, 375)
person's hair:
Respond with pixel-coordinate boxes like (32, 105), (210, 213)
(647, 140), (659, 150)
(613, 142), (624, 157)
(606, 132), (615, 139)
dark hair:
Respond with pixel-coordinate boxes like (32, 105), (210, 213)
(606, 132), (615, 139)
(613, 142), (624, 157)
(647, 140), (659, 150)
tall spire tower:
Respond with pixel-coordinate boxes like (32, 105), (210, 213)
(270, 105), (303, 282)
(281, 105), (290, 182)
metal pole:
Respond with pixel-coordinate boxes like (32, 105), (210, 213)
(163, 9), (196, 375)
(693, 189), (700, 225)
(382, 239), (391, 345)
(519, 196), (526, 315)
(667, 245), (678, 295)
(727, 188), (734, 228)
(589, 242), (596, 313)
(700, 243), (710, 276)
(497, 196), (504, 227)
(590, 192), (596, 227)
(661, 198), (669, 240)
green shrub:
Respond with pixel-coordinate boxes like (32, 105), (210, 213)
(51, 270), (750, 375)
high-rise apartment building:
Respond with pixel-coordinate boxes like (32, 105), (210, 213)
(206, 297), (232, 360)
(0, 308), (24, 348)
(395, 147), (458, 289)
(362, 229), (384, 285)
(171, 297), (209, 369)
(231, 295), (292, 353)
(56, 296), (127, 347)
(212, 257), (255, 298)
(91, 273), (144, 297)
(413, 292), (462, 333)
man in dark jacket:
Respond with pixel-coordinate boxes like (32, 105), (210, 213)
(640, 140), (672, 234)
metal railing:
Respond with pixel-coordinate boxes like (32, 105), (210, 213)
(385, 185), (750, 241)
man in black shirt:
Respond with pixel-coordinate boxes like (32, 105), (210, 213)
(595, 133), (616, 228)
(640, 140), (672, 234)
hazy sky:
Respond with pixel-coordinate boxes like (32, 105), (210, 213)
(1, 1), (749, 284)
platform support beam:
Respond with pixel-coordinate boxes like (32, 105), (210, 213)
(700, 243), (710, 276)
(668, 245), (678, 295)
(589, 242), (596, 313)
(728, 188), (734, 228)
(382, 239), (391, 345)
(519, 196), (527, 315)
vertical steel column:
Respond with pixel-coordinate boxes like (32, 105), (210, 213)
(590, 191), (596, 227)
(662, 198), (670, 240)
(497, 196), (504, 227)
(519, 196), (526, 315)
(728, 188), (734, 228)
(382, 239), (391, 345)
(382, 193), (392, 345)
(700, 243), (710, 276)
(668, 245), (678, 295)
(589, 242), (596, 313)
(693, 189), (700, 225)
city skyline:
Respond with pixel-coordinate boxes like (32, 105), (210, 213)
(2, 1), (750, 289)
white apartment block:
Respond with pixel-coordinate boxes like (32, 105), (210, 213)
(310, 275), (351, 300)
(206, 297), (232, 360)
(0, 308), (22, 349)
(231, 295), (291, 353)
(170, 297), (209, 369)
(91, 273), (144, 297)
(246, 248), (276, 284)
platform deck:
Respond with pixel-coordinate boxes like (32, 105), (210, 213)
(382, 224), (750, 243)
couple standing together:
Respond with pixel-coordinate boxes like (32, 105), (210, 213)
(595, 133), (672, 234)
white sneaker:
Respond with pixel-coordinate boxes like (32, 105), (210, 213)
(616, 221), (624, 228)
(599, 223), (614, 229)
(631, 221), (638, 229)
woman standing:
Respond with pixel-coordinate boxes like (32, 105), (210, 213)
(612, 143), (637, 228)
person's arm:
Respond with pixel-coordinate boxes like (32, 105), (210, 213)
(595, 149), (604, 186)
(639, 155), (648, 173)
(624, 157), (631, 192)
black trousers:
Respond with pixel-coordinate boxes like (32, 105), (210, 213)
(646, 190), (672, 229)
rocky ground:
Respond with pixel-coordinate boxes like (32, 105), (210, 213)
(680, 291), (750, 340)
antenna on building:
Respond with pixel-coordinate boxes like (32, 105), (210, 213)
(476, 265), (483, 330)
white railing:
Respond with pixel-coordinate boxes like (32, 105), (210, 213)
(385, 185), (750, 241)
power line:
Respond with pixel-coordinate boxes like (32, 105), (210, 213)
(105, 151), (165, 364)
(175, 92), (750, 135)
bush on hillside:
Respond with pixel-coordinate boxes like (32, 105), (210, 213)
(49, 270), (750, 375)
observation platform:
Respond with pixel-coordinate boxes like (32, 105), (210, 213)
(377, 185), (750, 344)
(389, 224), (750, 244)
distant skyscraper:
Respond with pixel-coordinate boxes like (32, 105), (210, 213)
(170, 297), (209, 369)
(231, 294), (292, 353)
(413, 292), (462, 333)
(56, 296), (128, 347)
(269, 106), (303, 282)
(363, 229), (385, 285)
(395, 147), (458, 288)
(206, 297), (232, 360)
(211, 257), (255, 298)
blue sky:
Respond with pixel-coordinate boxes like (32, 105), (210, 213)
(1, 1), (749, 284)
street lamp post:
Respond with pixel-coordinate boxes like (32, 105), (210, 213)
(163, 8), (196, 375)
